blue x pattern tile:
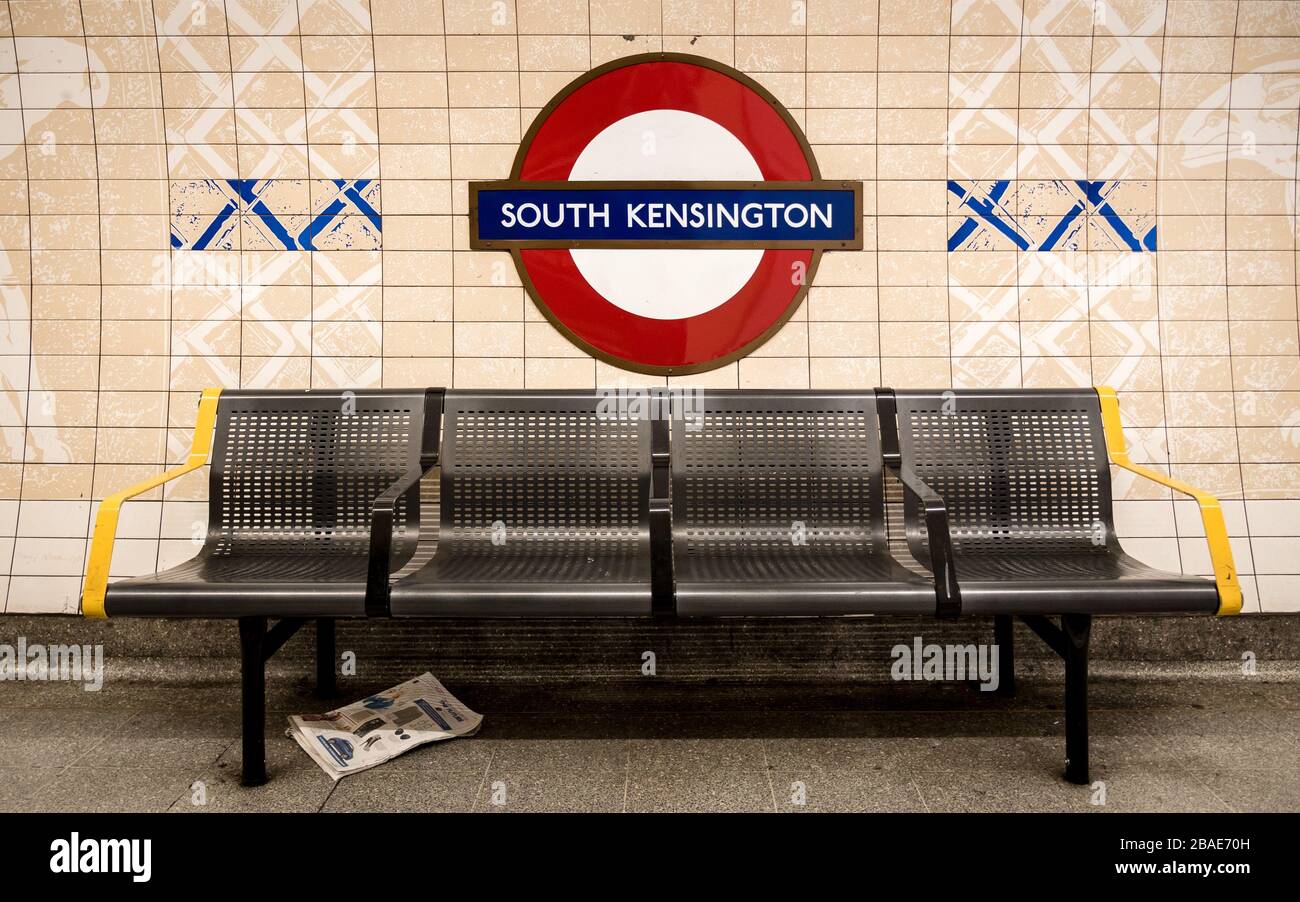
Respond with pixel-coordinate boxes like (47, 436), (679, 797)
(948, 180), (1155, 253)
(170, 179), (382, 251)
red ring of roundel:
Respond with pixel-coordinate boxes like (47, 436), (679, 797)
(514, 59), (816, 371)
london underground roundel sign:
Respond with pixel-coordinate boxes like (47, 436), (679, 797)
(470, 53), (862, 375)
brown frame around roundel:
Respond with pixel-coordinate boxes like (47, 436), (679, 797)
(501, 52), (836, 377)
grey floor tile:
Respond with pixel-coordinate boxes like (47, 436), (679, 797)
(481, 738), (628, 771)
(1088, 679), (1265, 711)
(38, 766), (194, 813)
(0, 708), (133, 768)
(111, 707), (242, 741)
(907, 736), (1067, 774)
(374, 736), (495, 771)
(0, 682), (107, 709)
(626, 762), (775, 813)
(2, 683), (215, 713)
(30, 676), (314, 717)
(628, 737), (766, 770)
(0, 766), (64, 810)
(1131, 708), (1297, 735)
(0, 707), (132, 744)
(1258, 683), (1300, 711)
(177, 745), (337, 813)
(177, 768), (338, 813)
(477, 764), (627, 813)
(764, 736), (910, 774)
(1042, 710), (1182, 769)
(1087, 764), (1233, 813)
(1193, 769), (1300, 813)
(87, 709), (233, 770)
(887, 710), (1067, 739)
(4, 665), (1296, 813)
(322, 765), (488, 813)
(1247, 709), (1300, 736)
(167, 733), (338, 816)
(772, 770), (927, 812)
(914, 770), (1081, 813)
(91, 738), (230, 772)
(1135, 711), (1300, 772)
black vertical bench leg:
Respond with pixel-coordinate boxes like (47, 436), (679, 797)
(239, 616), (268, 787)
(316, 618), (337, 697)
(994, 614), (1015, 697)
(1062, 613), (1091, 785)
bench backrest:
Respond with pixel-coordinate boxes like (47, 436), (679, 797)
(439, 391), (651, 554)
(671, 390), (888, 558)
(208, 390), (430, 559)
(892, 388), (1114, 558)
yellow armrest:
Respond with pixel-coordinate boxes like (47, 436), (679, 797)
(1095, 386), (1242, 616)
(81, 388), (222, 619)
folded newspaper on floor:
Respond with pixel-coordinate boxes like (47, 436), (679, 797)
(287, 673), (482, 780)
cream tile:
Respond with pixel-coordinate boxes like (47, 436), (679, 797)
(6, 576), (82, 613)
(16, 499), (91, 538)
(11, 536), (84, 576)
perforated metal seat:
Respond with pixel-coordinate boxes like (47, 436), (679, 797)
(888, 388), (1219, 615)
(104, 389), (432, 618)
(670, 391), (937, 616)
(389, 391), (655, 616)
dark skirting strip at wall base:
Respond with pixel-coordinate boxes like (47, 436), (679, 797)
(1, 613), (1296, 685)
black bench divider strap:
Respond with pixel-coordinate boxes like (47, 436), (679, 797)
(649, 398), (674, 615)
(261, 617), (305, 662)
(874, 388), (962, 620)
(366, 388), (446, 617)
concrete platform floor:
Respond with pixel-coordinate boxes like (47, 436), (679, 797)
(1, 664), (1297, 813)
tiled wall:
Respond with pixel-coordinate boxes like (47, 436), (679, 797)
(1, 0), (1298, 614)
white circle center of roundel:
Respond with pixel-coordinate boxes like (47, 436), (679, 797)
(568, 109), (765, 321)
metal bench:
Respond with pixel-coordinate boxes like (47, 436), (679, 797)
(386, 390), (663, 618)
(877, 386), (1241, 782)
(82, 388), (440, 785)
(84, 384), (1238, 788)
(668, 390), (946, 616)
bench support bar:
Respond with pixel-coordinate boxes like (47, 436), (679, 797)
(1062, 613), (1091, 785)
(1019, 614), (1065, 658)
(649, 416), (673, 616)
(239, 615), (308, 787)
(239, 616), (269, 787)
(1019, 613), (1091, 785)
(262, 617), (304, 662)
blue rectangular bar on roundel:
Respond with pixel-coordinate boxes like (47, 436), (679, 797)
(473, 185), (859, 247)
